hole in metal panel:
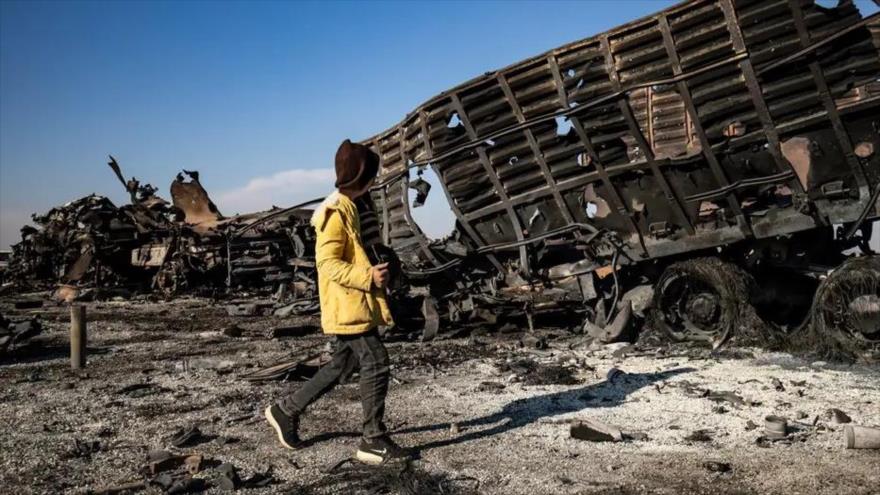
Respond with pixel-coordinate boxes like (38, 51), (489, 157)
(447, 112), (463, 128)
(555, 116), (573, 136)
(407, 166), (457, 240)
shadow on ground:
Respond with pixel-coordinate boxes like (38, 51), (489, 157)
(299, 367), (693, 452)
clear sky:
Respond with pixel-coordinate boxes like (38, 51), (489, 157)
(1, 1), (878, 250)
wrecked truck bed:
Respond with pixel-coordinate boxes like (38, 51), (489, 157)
(362, 0), (880, 354)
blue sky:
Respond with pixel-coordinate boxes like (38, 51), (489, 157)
(1, 1), (878, 249)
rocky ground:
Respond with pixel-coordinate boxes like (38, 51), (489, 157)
(1, 295), (878, 495)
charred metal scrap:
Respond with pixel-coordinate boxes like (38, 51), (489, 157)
(0, 313), (42, 357)
(355, 0), (880, 356)
(5, 158), (317, 309)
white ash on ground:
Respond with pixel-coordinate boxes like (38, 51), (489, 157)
(0, 297), (878, 495)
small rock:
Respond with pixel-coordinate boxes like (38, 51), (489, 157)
(450, 423), (461, 434)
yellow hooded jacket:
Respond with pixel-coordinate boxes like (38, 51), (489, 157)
(311, 191), (394, 335)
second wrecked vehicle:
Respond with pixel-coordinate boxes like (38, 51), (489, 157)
(358, 0), (880, 355)
(6, 158), (318, 309)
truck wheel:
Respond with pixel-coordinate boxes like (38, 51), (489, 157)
(810, 256), (880, 350)
(653, 258), (754, 349)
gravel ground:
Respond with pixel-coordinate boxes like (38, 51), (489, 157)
(1, 296), (878, 495)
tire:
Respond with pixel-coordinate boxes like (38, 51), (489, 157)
(809, 255), (880, 354)
(653, 257), (756, 349)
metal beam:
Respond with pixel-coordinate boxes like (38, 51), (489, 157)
(719, 0), (811, 196)
(657, 15), (753, 238)
(451, 92), (532, 276)
(496, 72), (576, 225)
(600, 35), (696, 235)
(788, 0), (868, 192)
(417, 109), (507, 273)
(397, 126), (444, 265)
(546, 53), (649, 256)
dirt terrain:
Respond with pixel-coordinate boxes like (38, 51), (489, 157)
(1, 296), (878, 495)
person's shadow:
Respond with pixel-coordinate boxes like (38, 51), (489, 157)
(397, 367), (694, 453)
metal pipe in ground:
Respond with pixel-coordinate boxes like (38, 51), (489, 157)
(70, 305), (87, 369)
(844, 425), (880, 449)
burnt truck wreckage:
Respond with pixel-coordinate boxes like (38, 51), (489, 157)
(6, 157), (318, 310)
(352, 0), (880, 355)
(5, 0), (880, 357)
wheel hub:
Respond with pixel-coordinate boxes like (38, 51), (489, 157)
(686, 293), (720, 326)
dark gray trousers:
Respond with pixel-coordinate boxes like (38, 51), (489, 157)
(278, 329), (390, 439)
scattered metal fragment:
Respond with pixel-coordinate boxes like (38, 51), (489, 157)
(771, 378), (785, 392)
(213, 463), (241, 491)
(168, 425), (204, 448)
(827, 408), (852, 424)
(143, 451), (203, 477)
(519, 334), (547, 350)
(684, 429), (713, 443)
(221, 325), (244, 338)
(268, 325), (319, 339)
(175, 358), (236, 373)
(0, 316), (42, 357)
(240, 354), (329, 382)
(843, 425), (880, 449)
(475, 381), (506, 394)
(764, 415), (789, 439)
(570, 419), (623, 442)
(67, 438), (102, 459)
(703, 461), (732, 473)
(117, 383), (167, 398)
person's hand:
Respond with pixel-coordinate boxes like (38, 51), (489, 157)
(372, 263), (390, 288)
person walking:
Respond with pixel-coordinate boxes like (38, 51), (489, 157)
(265, 139), (411, 464)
